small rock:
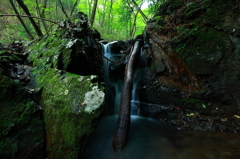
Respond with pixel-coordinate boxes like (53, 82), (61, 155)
(16, 66), (25, 75)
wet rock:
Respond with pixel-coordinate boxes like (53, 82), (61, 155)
(142, 0), (240, 132)
(16, 65), (25, 75)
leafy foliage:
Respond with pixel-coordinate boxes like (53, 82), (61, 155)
(0, 0), (155, 43)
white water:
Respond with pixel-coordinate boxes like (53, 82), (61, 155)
(131, 46), (149, 115)
(102, 42), (123, 115)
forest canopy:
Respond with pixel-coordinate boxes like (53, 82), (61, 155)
(0, 0), (165, 43)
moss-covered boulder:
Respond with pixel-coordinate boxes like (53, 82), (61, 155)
(32, 67), (104, 158)
(26, 12), (105, 158)
(0, 50), (44, 159)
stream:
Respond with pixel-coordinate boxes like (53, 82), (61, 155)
(85, 115), (240, 159)
(84, 42), (240, 159)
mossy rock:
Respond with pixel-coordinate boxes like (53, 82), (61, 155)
(32, 67), (104, 158)
(27, 21), (102, 76)
(0, 73), (44, 158)
(173, 26), (229, 75)
(157, 0), (184, 15)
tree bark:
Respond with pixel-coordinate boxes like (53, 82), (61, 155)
(58, 0), (69, 19)
(9, 0), (34, 40)
(100, 0), (107, 27)
(89, 0), (98, 26)
(36, 0), (48, 32)
(130, 11), (139, 38)
(70, 0), (80, 17)
(15, 0), (43, 37)
(112, 41), (141, 151)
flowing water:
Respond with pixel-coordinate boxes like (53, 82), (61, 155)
(84, 42), (240, 159)
(85, 115), (240, 159)
(102, 42), (123, 115)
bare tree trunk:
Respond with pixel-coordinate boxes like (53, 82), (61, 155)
(41, 0), (48, 30)
(9, 0), (34, 39)
(70, 0), (80, 17)
(89, 0), (98, 26)
(36, 0), (48, 32)
(112, 41), (141, 151)
(58, 0), (69, 19)
(15, 0), (43, 37)
(130, 11), (139, 38)
(87, 0), (93, 18)
(100, 0), (107, 27)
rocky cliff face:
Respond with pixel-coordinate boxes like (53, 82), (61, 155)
(141, 0), (240, 132)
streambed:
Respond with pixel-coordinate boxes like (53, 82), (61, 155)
(85, 115), (240, 159)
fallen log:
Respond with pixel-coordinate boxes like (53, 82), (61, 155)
(112, 40), (141, 151)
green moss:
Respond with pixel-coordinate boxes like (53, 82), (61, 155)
(200, 0), (213, 8)
(0, 75), (13, 101)
(65, 72), (80, 77)
(31, 67), (103, 158)
(0, 73), (44, 158)
(173, 25), (228, 74)
(157, 0), (184, 15)
(153, 16), (166, 26)
(27, 28), (77, 70)
(182, 98), (212, 114)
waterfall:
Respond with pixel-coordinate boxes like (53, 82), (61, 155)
(131, 43), (149, 115)
(102, 41), (149, 116)
(102, 42), (123, 115)
(85, 42), (240, 158)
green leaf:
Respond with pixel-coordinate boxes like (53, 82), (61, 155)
(186, 113), (194, 116)
(202, 103), (206, 108)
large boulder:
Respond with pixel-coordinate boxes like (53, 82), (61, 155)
(141, 0), (240, 132)
(33, 68), (104, 158)
(27, 12), (105, 158)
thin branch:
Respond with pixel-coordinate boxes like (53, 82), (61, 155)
(131, 0), (148, 22)
(0, 14), (60, 26)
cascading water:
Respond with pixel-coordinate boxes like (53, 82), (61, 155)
(84, 42), (240, 159)
(102, 42), (123, 115)
(131, 43), (149, 115)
